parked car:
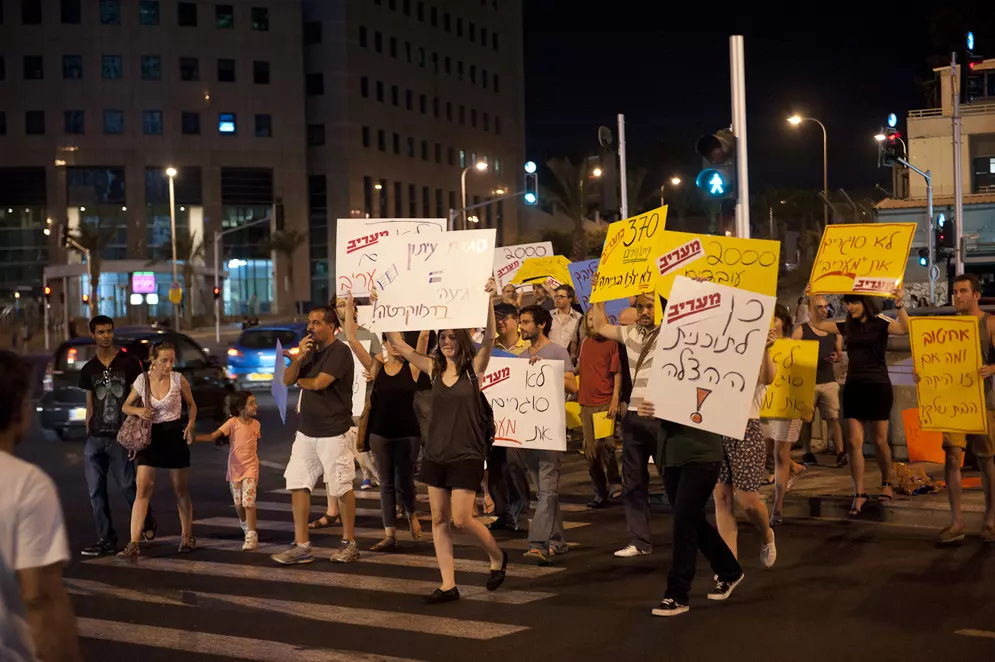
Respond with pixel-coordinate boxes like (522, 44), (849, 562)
(226, 323), (308, 389)
(39, 327), (234, 441)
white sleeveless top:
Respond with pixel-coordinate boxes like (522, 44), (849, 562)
(133, 372), (183, 424)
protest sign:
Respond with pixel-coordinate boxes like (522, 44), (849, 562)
(350, 340), (372, 418)
(760, 339), (818, 421)
(808, 222), (915, 296)
(370, 229), (496, 331)
(509, 255), (573, 289)
(909, 316), (988, 434)
(593, 411), (615, 438)
(482, 358), (567, 452)
(565, 402), (582, 430)
(646, 276), (776, 439)
(336, 217), (447, 297)
(494, 242), (554, 288)
(568, 258), (631, 322)
(590, 206), (669, 303)
(901, 408), (948, 464)
(271, 339), (288, 424)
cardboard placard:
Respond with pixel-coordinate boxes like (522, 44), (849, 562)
(809, 223), (915, 296)
(590, 206), (669, 303)
(483, 358), (567, 451)
(336, 218), (447, 297)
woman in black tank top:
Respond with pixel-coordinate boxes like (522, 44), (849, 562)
(385, 277), (509, 604)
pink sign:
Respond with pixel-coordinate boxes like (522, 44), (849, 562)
(132, 272), (156, 294)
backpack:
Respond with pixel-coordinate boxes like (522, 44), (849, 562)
(467, 369), (496, 450)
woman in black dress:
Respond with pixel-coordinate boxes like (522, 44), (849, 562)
(117, 341), (199, 559)
(387, 278), (508, 603)
(805, 286), (909, 515)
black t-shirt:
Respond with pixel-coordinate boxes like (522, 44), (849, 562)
(801, 323), (838, 384)
(297, 340), (355, 438)
(837, 317), (891, 385)
(78, 351), (144, 437)
(369, 362), (422, 439)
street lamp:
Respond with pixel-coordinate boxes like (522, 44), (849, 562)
(874, 132), (907, 156)
(592, 167), (603, 178)
(670, 176), (682, 187)
(166, 166), (180, 330)
(660, 176), (683, 206)
(787, 115), (829, 227)
(460, 161), (489, 229)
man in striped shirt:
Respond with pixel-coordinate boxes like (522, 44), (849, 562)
(590, 293), (661, 557)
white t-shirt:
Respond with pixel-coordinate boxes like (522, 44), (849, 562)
(0, 452), (70, 662)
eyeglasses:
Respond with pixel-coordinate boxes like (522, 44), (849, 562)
(553, 295), (570, 299)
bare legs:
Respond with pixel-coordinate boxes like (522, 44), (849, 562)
(168, 469), (193, 537)
(713, 483), (773, 559)
(772, 442), (792, 516)
(428, 486), (503, 591)
(129, 466), (193, 543)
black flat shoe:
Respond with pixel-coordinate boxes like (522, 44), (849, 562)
(425, 587), (460, 604)
(486, 550), (509, 591)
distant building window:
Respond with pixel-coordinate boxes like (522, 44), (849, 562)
(142, 110), (163, 135)
(22, 0), (41, 24)
(181, 111), (200, 135)
(251, 7), (268, 31)
(456, 18), (462, 37)
(308, 124), (325, 146)
(215, 4), (233, 28)
(481, 28), (488, 47)
(255, 114), (271, 137)
(100, 0), (120, 24)
(419, 94), (426, 114)
(377, 129), (385, 151)
(447, 147), (454, 166)
(0, 113), (6, 136)
(61, 0), (81, 24)
(360, 76), (368, 98)
(421, 140), (428, 161)
(374, 31), (382, 53)
(253, 61), (270, 84)
(362, 126), (370, 147)
(375, 80), (383, 102)
(141, 55), (162, 80)
(0, 59), (5, 81)
(359, 25), (367, 47)
(469, 22), (476, 42)
(218, 112), (236, 134)
(102, 55), (122, 79)
(392, 133), (400, 154)
(404, 89), (411, 109)
(471, 109), (477, 128)
(63, 56), (83, 80)
(139, 0), (159, 25)
(64, 110), (84, 134)
(103, 109), (124, 134)
(495, 117), (501, 135)
(434, 143), (441, 163)
(306, 72), (324, 95)
(493, 32), (499, 51)
(444, 12), (450, 32)
(392, 85), (399, 107)
(430, 6), (437, 26)
(218, 58), (235, 82)
(25, 110), (45, 135)
(416, 0), (423, 21)
(180, 57), (199, 81)
(390, 36), (397, 58)
(407, 137), (414, 158)
(23, 55), (43, 80)
(178, 2), (197, 26)
(494, 74), (500, 93)
(304, 21), (322, 45)
(483, 112), (489, 131)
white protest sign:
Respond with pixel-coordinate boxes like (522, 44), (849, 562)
(336, 218), (447, 297)
(646, 276), (775, 440)
(482, 358), (567, 452)
(271, 339), (288, 424)
(370, 229), (497, 331)
(493, 242), (554, 289)
(351, 340), (371, 418)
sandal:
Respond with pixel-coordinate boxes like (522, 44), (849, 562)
(848, 493), (869, 517)
(408, 513), (424, 541)
(308, 514), (340, 530)
(879, 482), (894, 502)
(369, 536), (397, 552)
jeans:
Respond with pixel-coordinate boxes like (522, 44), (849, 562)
(369, 434), (419, 529)
(663, 462), (742, 602)
(581, 403), (620, 500)
(514, 448), (566, 552)
(83, 436), (138, 544)
(356, 450), (380, 483)
(621, 412), (661, 552)
(487, 444), (529, 526)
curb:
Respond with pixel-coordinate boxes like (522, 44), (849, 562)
(770, 493), (986, 531)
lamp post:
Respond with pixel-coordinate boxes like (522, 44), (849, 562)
(787, 115), (829, 227)
(166, 167), (180, 330)
(460, 161), (489, 229)
(874, 132), (908, 157)
(659, 176), (682, 206)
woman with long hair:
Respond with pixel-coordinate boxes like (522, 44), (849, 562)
(386, 278), (508, 603)
(117, 341), (199, 559)
(805, 286), (909, 515)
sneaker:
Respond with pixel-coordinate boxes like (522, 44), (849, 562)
(242, 531), (259, 551)
(238, 518), (249, 536)
(937, 525), (966, 546)
(614, 544), (650, 558)
(360, 480), (373, 490)
(801, 452), (818, 466)
(523, 546), (551, 566)
(761, 531), (777, 569)
(331, 540), (360, 563)
(116, 542), (141, 561)
(651, 598), (690, 617)
(707, 573), (744, 601)
(81, 539), (117, 557)
(587, 497), (608, 509)
(271, 543), (314, 565)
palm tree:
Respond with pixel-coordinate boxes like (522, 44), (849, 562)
(68, 221), (116, 318)
(151, 231), (205, 327)
(263, 229), (308, 316)
(541, 157), (591, 261)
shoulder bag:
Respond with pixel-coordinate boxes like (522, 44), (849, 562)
(467, 368), (496, 451)
(117, 372), (153, 453)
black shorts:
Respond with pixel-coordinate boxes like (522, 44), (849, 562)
(842, 382), (893, 422)
(419, 458), (484, 492)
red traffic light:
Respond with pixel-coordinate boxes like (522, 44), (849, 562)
(212, 287), (221, 299)
(81, 294), (89, 303)
(44, 286), (52, 297)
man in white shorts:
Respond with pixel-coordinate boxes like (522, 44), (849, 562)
(272, 306), (358, 565)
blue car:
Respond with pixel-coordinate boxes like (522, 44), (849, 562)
(227, 323), (308, 389)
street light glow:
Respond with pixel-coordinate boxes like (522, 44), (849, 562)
(524, 161), (537, 174)
(475, 161), (488, 172)
(43, 228), (51, 236)
(374, 183), (383, 190)
(874, 133), (886, 142)
(787, 115), (803, 126)
(494, 188), (505, 195)
(592, 167), (603, 177)
(165, 167), (178, 178)
(524, 192), (537, 204)
(670, 177), (682, 186)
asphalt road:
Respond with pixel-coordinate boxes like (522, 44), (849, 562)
(16, 393), (995, 661)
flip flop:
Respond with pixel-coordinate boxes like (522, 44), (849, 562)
(308, 514), (340, 530)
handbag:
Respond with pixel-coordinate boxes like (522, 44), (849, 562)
(117, 372), (153, 453)
(467, 369), (496, 450)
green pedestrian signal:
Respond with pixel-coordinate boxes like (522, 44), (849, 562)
(695, 130), (737, 200)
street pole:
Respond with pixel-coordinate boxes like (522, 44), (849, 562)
(214, 231), (221, 344)
(43, 274), (49, 351)
(618, 113), (629, 219)
(821, 123), (828, 227)
(460, 167), (470, 228)
(898, 158), (935, 305)
(769, 206), (774, 239)
(167, 171), (180, 330)
(730, 35), (750, 238)
(952, 52), (965, 276)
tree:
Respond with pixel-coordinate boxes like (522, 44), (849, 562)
(541, 157), (590, 261)
(68, 221), (116, 318)
(263, 229), (308, 315)
(151, 231), (205, 327)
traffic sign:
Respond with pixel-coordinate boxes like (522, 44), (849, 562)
(929, 264), (941, 282)
(168, 284), (183, 304)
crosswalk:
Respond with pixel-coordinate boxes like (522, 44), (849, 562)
(68, 483), (592, 660)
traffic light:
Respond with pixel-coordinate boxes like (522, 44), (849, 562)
(44, 286), (52, 302)
(523, 161), (538, 205)
(213, 286), (221, 300)
(879, 127), (903, 167)
(967, 53), (985, 102)
(917, 249), (929, 267)
(935, 214), (955, 255)
(695, 129), (736, 199)
(81, 293), (89, 304)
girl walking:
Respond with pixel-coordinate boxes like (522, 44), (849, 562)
(197, 392), (262, 551)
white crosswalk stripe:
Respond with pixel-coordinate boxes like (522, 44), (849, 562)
(267, 488), (591, 512)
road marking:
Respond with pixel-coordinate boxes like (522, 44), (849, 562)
(267, 488), (589, 512)
(156, 536), (563, 578)
(259, 459), (285, 471)
(84, 557), (556, 604)
(67, 579), (525, 639)
(250, 500), (589, 523)
(77, 618), (423, 661)
(956, 629), (995, 640)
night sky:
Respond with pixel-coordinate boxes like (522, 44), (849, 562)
(522, 2), (989, 195)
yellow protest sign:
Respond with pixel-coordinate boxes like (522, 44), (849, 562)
(760, 339), (819, 421)
(653, 231), (780, 323)
(590, 205), (668, 303)
(909, 316), (989, 434)
(593, 411), (615, 438)
(809, 223), (916, 296)
(565, 402), (583, 429)
(509, 255), (574, 288)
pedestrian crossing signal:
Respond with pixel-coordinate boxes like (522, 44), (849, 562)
(695, 130), (737, 200)
(213, 286), (221, 300)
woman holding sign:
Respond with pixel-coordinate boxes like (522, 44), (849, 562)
(385, 278), (509, 604)
(805, 286), (909, 515)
